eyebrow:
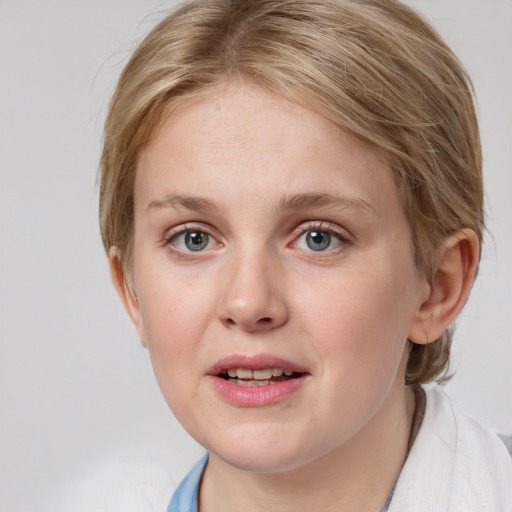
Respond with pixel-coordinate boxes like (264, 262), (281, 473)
(146, 192), (376, 215)
(147, 194), (219, 212)
(277, 193), (376, 215)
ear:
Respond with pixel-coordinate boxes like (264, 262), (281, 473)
(108, 247), (148, 346)
(408, 229), (480, 344)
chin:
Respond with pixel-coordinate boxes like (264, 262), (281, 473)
(217, 448), (306, 474)
(201, 425), (322, 474)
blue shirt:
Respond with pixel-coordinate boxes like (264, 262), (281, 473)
(168, 455), (396, 512)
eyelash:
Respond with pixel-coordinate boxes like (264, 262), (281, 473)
(163, 223), (220, 256)
(290, 221), (351, 254)
(162, 221), (351, 257)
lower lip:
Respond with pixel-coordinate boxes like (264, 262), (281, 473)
(208, 375), (309, 407)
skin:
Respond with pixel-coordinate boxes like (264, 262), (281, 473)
(110, 83), (479, 511)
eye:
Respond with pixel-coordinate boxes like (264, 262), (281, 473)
(294, 227), (347, 252)
(169, 230), (216, 252)
(305, 230), (331, 251)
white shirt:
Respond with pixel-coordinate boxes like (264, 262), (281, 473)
(389, 387), (512, 512)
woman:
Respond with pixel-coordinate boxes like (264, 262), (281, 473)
(99, 1), (512, 510)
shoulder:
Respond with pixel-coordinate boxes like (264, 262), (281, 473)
(49, 450), (173, 512)
(389, 387), (512, 512)
(436, 389), (512, 509)
(427, 387), (512, 465)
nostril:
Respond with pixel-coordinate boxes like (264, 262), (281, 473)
(223, 315), (274, 330)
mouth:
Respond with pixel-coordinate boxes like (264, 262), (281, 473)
(217, 367), (304, 387)
(207, 354), (309, 406)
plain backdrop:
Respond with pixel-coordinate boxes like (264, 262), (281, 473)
(1, 1), (511, 510)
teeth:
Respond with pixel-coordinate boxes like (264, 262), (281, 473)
(229, 379), (271, 387)
(236, 368), (253, 379)
(253, 368), (273, 380)
(224, 367), (294, 379)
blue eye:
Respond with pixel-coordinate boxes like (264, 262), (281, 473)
(185, 231), (210, 251)
(305, 230), (331, 251)
(295, 228), (345, 252)
(171, 230), (214, 252)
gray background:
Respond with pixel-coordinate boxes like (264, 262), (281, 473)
(1, 1), (511, 510)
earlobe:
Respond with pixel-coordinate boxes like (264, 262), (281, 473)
(408, 229), (480, 345)
(108, 247), (147, 346)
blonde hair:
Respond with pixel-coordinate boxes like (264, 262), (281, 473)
(99, 0), (484, 385)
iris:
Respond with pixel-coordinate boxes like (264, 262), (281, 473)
(306, 230), (331, 251)
(185, 231), (210, 251)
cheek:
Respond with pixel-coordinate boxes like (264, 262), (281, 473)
(134, 268), (216, 398)
(291, 267), (414, 441)
(137, 265), (214, 341)
(297, 264), (413, 380)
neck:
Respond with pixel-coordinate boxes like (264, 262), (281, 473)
(200, 384), (416, 512)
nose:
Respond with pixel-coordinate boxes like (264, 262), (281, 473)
(216, 249), (288, 333)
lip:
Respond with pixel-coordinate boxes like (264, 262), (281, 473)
(207, 353), (309, 375)
(207, 353), (310, 407)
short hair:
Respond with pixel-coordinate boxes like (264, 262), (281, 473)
(99, 0), (484, 385)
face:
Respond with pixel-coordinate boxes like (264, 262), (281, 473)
(125, 83), (429, 473)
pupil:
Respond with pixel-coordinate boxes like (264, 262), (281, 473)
(185, 231), (209, 251)
(306, 230), (330, 251)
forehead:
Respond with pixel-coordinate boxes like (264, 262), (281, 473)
(135, 83), (401, 219)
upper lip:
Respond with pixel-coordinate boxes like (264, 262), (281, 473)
(207, 353), (309, 376)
